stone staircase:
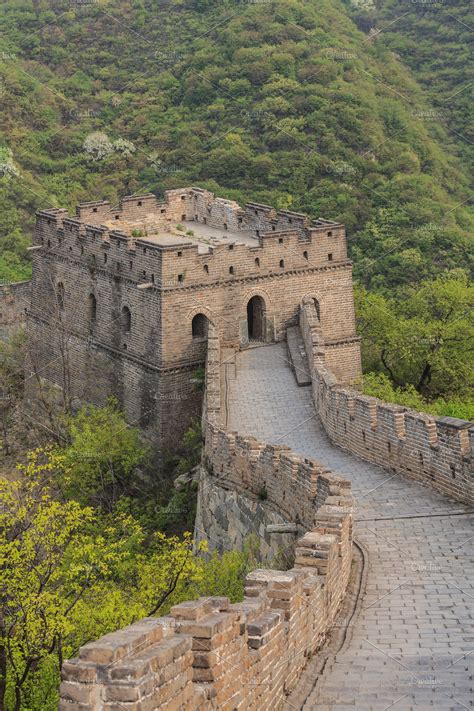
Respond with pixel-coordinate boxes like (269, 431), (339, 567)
(286, 326), (312, 386)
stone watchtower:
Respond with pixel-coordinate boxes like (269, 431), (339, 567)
(27, 186), (361, 455)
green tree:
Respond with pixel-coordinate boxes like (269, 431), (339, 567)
(60, 401), (150, 511)
(356, 274), (474, 399)
(0, 448), (135, 711)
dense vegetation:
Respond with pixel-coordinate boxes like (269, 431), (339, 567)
(0, 0), (472, 410)
(0, 405), (259, 711)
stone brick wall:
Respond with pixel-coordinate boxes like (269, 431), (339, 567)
(60, 478), (353, 711)
(0, 280), (30, 338)
(27, 187), (361, 455)
(299, 297), (473, 505)
(59, 323), (355, 710)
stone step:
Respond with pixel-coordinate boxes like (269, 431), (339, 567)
(286, 326), (311, 386)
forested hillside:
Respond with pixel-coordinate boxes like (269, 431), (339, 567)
(0, 0), (472, 412)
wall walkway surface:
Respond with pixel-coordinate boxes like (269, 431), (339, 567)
(59, 326), (356, 710)
(227, 343), (473, 710)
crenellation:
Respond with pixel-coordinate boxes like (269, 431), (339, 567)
(299, 298), (473, 505)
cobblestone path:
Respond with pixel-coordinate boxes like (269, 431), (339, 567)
(227, 343), (473, 711)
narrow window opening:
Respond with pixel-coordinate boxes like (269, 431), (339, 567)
(56, 282), (65, 310)
(228, 244), (234, 250)
(229, 266), (234, 275)
(104, 253), (107, 263)
(204, 264), (209, 274)
(121, 306), (131, 333)
(92, 207), (97, 213)
(279, 259), (284, 268)
(303, 250), (308, 260)
(328, 231), (332, 237)
(138, 200), (142, 206)
(255, 257), (260, 267)
(177, 251), (182, 257)
(88, 293), (97, 322)
(178, 274), (184, 282)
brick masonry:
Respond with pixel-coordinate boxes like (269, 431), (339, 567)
(26, 187), (361, 455)
(59, 323), (355, 710)
(299, 296), (473, 505)
(0, 280), (30, 339)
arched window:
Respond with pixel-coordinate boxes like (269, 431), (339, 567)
(192, 313), (208, 339)
(88, 293), (97, 322)
(279, 259), (285, 268)
(255, 257), (260, 268)
(56, 282), (65, 310)
(121, 305), (131, 333)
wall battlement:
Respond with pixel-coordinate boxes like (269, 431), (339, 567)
(35, 187), (347, 290)
(28, 187), (361, 455)
(299, 297), (473, 505)
(59, 325), (354, 710)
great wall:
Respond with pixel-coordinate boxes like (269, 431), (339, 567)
(0, 188), (472, 709)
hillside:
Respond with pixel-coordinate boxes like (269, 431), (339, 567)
(0, 0), (472, 291)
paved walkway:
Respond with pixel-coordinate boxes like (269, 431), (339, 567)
(227, 343), (473, 711)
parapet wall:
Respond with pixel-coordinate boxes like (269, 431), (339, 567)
(60, 324), (355, 710)
(60, 460), (353, 710)
(300, 297), (473, 506)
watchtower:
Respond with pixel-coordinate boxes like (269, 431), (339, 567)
(27, 187), (361, 455)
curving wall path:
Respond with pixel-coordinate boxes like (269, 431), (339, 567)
(227, 342), (473, 710)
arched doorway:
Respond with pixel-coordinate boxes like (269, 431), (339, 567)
(192, 313), (209, 339)
(247, 295), (266, 341)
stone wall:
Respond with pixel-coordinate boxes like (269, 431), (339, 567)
(27, 187), (361, 455)
(59, 324), (355, 710)
(59, 462), (353, 711)
(0, 280), (30, 338)
(299, 297), (473, 506)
